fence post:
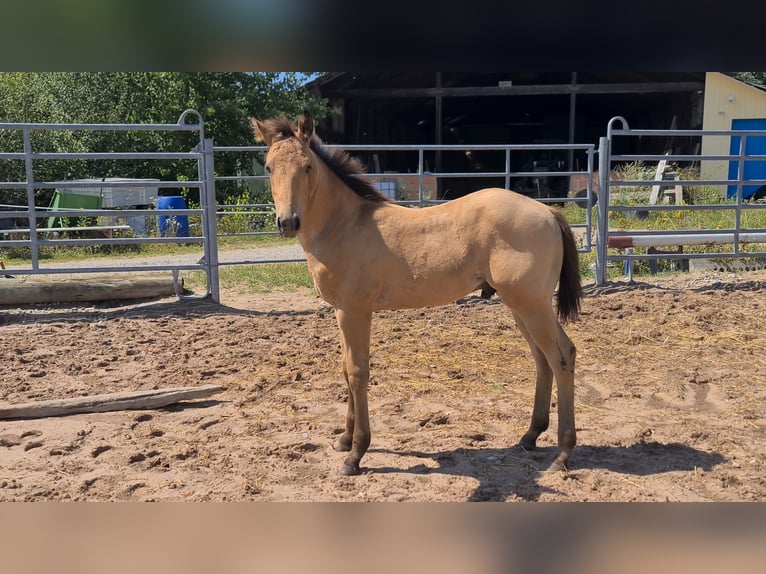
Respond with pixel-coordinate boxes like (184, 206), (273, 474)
(417, 148), (425, 208)
(200, 138), (220, 303)
(595, 136), (610, 285)
(22, 127), (40, 270)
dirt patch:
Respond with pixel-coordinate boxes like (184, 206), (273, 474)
(1, 272), (765, 501)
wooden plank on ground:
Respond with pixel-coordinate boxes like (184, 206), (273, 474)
(0, 385), (225, 420)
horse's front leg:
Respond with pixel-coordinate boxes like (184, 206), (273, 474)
(335, 356), (355, 453)
(334, 307), (372, 476)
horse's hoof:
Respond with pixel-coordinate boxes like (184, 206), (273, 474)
(339, 462), (361, 476)
(545, 459), (568, 473)
(519, 434), (537, 451)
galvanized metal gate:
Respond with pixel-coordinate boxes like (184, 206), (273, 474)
(0, 110), (220, 301)
(595, 117), (766, 285)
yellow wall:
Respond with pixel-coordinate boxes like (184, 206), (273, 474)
(701, 72), (766, 195)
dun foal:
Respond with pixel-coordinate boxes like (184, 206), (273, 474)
(252, 111), (582, 476)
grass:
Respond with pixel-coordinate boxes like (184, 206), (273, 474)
(185, 262), (314, 294)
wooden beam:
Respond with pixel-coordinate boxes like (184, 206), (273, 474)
(0, 385), (225, 420)
(320, 82), (705, 99)
(649, 157), (670, 205)
(0, 275), (180, 305)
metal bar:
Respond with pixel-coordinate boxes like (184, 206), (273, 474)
(215, 143), (595, 152)
(734, 135), (746, 255)
(21, 127), (40, 271)
(607, 232), (766, 248)
(0, 180), (202, 189)
(609, 128), (766, 137)
(5, 264), (205, 276)
(610, 154), (766, 162)
(595, 136), (610, 285)
(584, 146), (595, 251)
(607, 251), (766, 262)
(418, 148), (425, 207)
(608, 179), (766, 187)
(2, 236), (205, 247)
(1, 226), (132, 234)
(0, 122), (201, 131)
(504, 148), (511, 191)
(22, 152), (201, 160)
(201, 137), (220, 303)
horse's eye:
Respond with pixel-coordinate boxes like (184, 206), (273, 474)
(305, 164), (312, 174)
(265, 165), (271, 174)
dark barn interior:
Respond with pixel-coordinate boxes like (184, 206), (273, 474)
(306, 72), (706, 199)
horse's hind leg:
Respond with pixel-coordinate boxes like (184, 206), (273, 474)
(511, 311), (554, 451)
(508, 302), (577, 471)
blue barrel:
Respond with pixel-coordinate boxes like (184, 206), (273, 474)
(157, 196), (189, 237)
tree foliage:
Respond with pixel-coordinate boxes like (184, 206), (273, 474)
(0, 72), (328, 205)
(735, 72), (766, 87)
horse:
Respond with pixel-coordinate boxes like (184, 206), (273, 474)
(251, 111), (583, 476)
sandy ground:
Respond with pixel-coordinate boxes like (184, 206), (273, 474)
(1, 269), (765, 501)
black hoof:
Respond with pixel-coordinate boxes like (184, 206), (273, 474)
(339, 462), (361, 476)
(519, 433), (538, 451)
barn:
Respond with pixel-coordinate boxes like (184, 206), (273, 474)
(305, 72), (766, 199)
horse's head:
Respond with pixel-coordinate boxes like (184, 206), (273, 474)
(250, 111), (317, 238)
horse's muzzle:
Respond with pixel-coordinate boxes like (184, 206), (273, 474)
(277, 215), (301, 237)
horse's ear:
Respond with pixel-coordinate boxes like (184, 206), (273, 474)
(297, 110), (314, 142)
(250, 117), (271, 146)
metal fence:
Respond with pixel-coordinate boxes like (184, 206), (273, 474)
(595, 116), (766, 285)
(212, 141), (597, 256)
(0, 110), (220, 301)
(7, 110), (766, 302)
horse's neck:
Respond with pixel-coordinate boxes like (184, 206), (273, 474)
(300, 163), (365, 251)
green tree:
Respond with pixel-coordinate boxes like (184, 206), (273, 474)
(735, 72), (766, 87)
(0, 72), (328, 206)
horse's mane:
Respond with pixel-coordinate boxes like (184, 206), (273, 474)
(309, 137), (389, 203)
(262, 116), (389, 203)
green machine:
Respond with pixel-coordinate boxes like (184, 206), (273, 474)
(44, 189), (103, 228)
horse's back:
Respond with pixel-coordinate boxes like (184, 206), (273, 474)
(464, 187), (553, 216)
(454, 188), (562, 245)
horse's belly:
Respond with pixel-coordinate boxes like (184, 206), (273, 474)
(372, 273), (480, 310)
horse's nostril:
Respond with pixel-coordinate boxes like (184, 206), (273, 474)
(277, 215), (300, 236)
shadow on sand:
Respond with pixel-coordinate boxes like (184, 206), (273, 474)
(0, 295), (324, 326)
(367, 440), (725, 501)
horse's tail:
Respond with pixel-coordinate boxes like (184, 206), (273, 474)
(551, 208), (583, 323)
